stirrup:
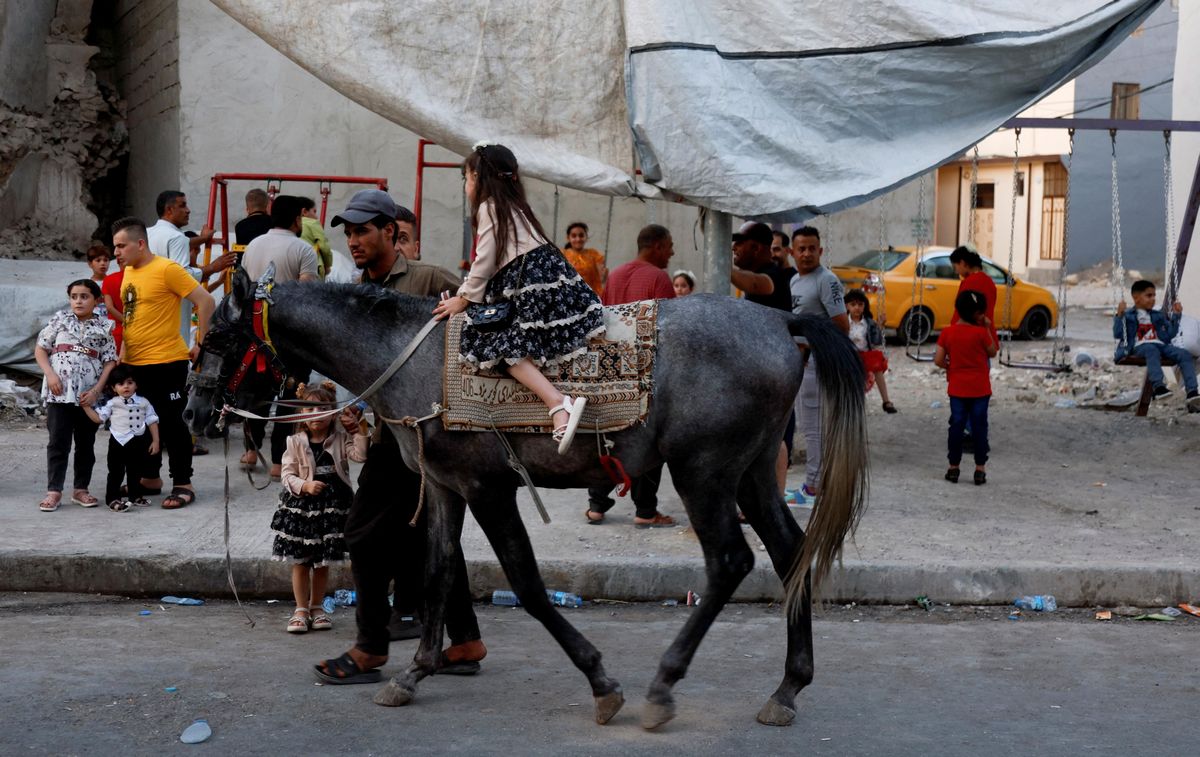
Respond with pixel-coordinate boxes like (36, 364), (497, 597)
(550, 396), (587, 454)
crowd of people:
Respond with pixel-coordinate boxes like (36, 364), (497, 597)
(39, 140), (1191, 690)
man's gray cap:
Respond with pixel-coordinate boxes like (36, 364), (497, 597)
(330, 189), (399, 227)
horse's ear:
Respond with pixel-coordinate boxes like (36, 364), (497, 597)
(231, 268), (254, 305)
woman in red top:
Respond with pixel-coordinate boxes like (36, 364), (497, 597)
(935, 290), (998, 485)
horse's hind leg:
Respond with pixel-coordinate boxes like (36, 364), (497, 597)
(468, 488), (624, 725)
(643, 465), (754, 730)
(737, 449), (812, 726)
(374, 483), (465, 707)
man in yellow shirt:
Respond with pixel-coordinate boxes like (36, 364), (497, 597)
(298, 197), (333, 278)
(112, 217), (215, 509)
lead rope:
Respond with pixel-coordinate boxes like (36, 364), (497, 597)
(377, 405), (447, 527)
(488, 416), (551, 524)
(222, 432), (255, 627)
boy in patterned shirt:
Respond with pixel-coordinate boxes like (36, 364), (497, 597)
(82, 364), (160, 511)
(34, 279), (118, 512)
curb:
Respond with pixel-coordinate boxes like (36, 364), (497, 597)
(2, 552), (1197, 607)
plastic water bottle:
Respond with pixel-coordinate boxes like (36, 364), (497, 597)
(1013, 595), (1057, 612)
(547, 590), (583, 608)
(492, 590), (520, 606)
(334, 589), (356, 607)
(322, 596), (336, 614)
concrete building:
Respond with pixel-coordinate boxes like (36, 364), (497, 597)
(111, 0), (701, 280)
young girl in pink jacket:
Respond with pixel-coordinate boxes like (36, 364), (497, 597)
(270, 381), (368, 633)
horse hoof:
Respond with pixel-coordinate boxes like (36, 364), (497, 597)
(594, 690), (625, 725)
(641, 700), (676, 730)
(373, 680), (415, 707)
(755, 698), (796, 727)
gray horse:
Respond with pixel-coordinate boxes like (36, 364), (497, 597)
(190, 270), (868, 729)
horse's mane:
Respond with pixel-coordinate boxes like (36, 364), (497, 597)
(272, 280), (437, 327)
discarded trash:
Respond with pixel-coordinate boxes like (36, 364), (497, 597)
(322, 596), (337, 614)
(164, 687), (178, 693)
(1132, 613), (1175, 621)
(180, 719), (212, 744)
(1177, 604), (1200, 618)
(139, 610), (152, 616)
(266, 599), (279, 604)
(492, 590), (520, 607)
(161, 596), (204, 606)
(1073, 351), (1094, 368)
(686, 591), (701, 607)
(1084, 510), (1099, 516)
(547, 590), (584, 608)
(1161, 607), (1183, 617)
(1007, 612), (1021, 621)
(1094, 610), (1112, 621)
(661, 599), (679, 607)
(930, 401), (943, 409)
(333, 589), (356, 607)
(915, 595), (933, 611)
(1053, 399), (1077, 409)
(1013, 595), (1057, 612)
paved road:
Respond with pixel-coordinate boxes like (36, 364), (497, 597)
(1, 593), (1196, 755)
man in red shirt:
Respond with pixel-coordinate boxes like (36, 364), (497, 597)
(602, 224), (676, 304)
(588, 224), (676, 527)
(948, 246), (998, 341)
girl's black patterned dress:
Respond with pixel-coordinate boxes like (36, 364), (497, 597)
(270, 441), (351, 567)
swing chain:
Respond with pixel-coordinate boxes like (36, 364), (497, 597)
(1163, 131), (1179, 309)
(967, 145), (980, 244)
(1050, 130), (1074, 367)
(1003, 129), (1021, 361)
(1110, 129), (1126, 346)
(876, 193), (887, 325)
(906, 174), (929, 352)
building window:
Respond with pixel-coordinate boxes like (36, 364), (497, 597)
(1040, 162), (1067, 261)
(1111, 82), (1140, 119)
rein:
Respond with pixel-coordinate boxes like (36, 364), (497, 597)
(219, 308), (443, 427)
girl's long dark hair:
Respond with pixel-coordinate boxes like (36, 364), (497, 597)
(464, 144), (551, 255)
(843, 289), (873, 320)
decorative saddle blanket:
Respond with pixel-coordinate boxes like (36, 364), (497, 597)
(443, 301), (658, 433)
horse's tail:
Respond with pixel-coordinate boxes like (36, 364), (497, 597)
(782, 313), (870, 615)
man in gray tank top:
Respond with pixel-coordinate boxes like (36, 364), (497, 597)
(788, 226), (848, 505)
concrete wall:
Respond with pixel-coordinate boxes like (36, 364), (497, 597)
(116, 0), (180, 224)
(154, 1), (701, 280)
(1068, 2), (1178, 276)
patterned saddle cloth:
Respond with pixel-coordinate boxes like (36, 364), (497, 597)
(442, 301), (658, 433)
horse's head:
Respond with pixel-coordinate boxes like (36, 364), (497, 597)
(184, 265), (291, 438)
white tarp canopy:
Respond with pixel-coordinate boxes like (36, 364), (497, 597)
(213, 0), (1160, 221)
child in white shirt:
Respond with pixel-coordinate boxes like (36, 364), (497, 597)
(83, 364), (160, 511)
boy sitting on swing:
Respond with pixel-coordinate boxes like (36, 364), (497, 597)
(1114, 279), (1200, 412)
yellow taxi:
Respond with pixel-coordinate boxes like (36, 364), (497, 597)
(831, 246), (1058, 344)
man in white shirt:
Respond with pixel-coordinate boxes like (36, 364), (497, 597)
(238, 195), (320, 478)
(148, 190), (235, 341)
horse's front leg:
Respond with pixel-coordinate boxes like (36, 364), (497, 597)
(373, 481), (466, 707)
(468, 487), (624, 725)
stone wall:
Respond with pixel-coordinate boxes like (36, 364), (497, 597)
(0, 0), (127, 260)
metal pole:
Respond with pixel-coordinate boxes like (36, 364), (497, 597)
(701, 209), (732, 294)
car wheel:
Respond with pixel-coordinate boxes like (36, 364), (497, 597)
(899, 308), (933, 345)
(1018, 307), (1052, 340)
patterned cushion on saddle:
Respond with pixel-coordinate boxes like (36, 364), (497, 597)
(443, 301), (658, 433)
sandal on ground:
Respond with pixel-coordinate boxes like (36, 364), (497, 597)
(309, 607), (333, 631)
(238, 451), (257, 471)
(944, 467), (959, 484)
(585, 510), (605, 525)
(191, 443), (209, 456)
(269, 464), (282, 482)
(550, 395), (587, 455)
(108, 498), (132, 513)
(882, 402), (898, 414)
(38, 493), (62, 512)
(129, 497), (151, 507)
(287, 608), (311, 634)
(974, 470), (987, 486)
(313, 652), (383, 685)
(440, 640), (486, 675)
(162, 487), (195, 509)
(633, 512), (676, 529)
(71, 490), (99, 508)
